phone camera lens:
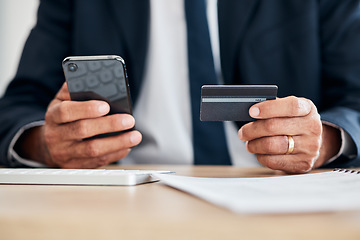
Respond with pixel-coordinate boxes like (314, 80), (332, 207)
(68, 63), (78, 72)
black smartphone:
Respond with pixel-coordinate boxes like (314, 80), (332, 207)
(62, 55), (133, 138)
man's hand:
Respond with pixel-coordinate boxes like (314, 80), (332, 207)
(19, 83), (142, 168)
(238, 96), (341, 173)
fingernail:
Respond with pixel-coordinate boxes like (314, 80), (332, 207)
(249, 106), (260, 117)
(130, 131), (142, 144)
(299, 99), (311, 113)
(122, 116), (134, 128)
(98, 103), (109, 114)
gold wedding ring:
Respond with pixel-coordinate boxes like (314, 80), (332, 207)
(286, 136), (295, 154)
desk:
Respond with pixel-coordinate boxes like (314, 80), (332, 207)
(0, 165), (359, 240)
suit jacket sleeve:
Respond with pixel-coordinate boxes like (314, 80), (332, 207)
(318, 0), (360, 168)
(0, 0), (72, 167)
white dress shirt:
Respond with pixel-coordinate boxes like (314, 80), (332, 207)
(122, 0), (259, 166)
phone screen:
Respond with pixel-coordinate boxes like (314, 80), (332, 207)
(62, 55), (132, 115)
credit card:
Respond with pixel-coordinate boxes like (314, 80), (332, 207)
(200, 85), (278, 122)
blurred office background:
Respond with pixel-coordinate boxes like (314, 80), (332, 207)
(0, 0), (39, 96)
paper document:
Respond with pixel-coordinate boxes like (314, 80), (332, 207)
(153, 170), (360, 214)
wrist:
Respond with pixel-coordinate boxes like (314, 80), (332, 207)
(315, 124), (341, 168)
(14, 126), (55, 167)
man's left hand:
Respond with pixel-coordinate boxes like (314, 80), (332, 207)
(238, 96), (341, 173)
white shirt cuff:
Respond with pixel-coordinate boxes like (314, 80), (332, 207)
(8, 121), (48, 168)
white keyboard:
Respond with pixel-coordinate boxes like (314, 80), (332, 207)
(0, 168), (174, 186)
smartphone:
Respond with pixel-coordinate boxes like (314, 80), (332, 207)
(62, 55), (133, 137)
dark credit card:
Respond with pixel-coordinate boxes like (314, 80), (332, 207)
(200, 85), (278, 122)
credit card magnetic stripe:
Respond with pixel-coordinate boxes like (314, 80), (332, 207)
(202, 97), (267, 103)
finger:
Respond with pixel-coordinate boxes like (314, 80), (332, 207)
(246, 135), (291, 155)
(239, 117), (306, 141)
(256, 153), (318, 173)
(56, 82), (71, 101)
(246, 133), (321, 156)
(47, 100), (110, 124)
(70, 130), (142, 159)
(62, 148), (132, 169)
(62, 114), (135, 140)
(249, 96), (312, 119)
(246, 135), (321, 155)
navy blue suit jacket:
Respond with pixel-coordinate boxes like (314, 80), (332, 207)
(1, 0), (360, 167)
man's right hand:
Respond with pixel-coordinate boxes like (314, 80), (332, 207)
(18, 83), (142, 168)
